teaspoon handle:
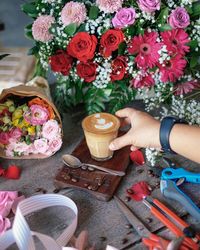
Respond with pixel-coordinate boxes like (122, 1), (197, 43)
(84, 163), (125, 176)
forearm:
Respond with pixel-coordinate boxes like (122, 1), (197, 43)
(169, 124), (200, 163)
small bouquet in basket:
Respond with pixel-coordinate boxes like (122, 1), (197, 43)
(0, 86), (62, 159)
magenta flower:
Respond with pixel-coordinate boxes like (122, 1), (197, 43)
(112, 8), (136, 29)
(161, 29), (190, 56)
(128, 32), (162, 69)
(130, 73), (155, 88)
(96, 0), (123, 13)
(61, 2), (87, 26)
(168, 7), (190, 29)
(9, 128), (22, 140)
(0, 132), (10, 145)
(32, 15), (55, 42)
(175, 80), (199, 95)
(24, 105), (49, 126)
(137, 0), (160, 13)
(158, 55), (187, 83)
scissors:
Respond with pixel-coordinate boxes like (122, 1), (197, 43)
(160, 158), (200, 222)
(114, 196), (200, 250)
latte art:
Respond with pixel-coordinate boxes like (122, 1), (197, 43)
(94, 116), (114, 130)
(82, 112), (120, 161)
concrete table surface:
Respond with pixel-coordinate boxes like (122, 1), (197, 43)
(0, 105), (200, 250)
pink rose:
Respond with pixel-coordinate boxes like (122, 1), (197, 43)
(48, 137), (62, 153)
(0, 216), (10, 236)
(112, 8), (136, 29)
(0, 191), (18, 217)
(34, 138), (49, 154)
(168, 7), (190, 29)
(137, 0), (160, 13)
(9, 128), (22, 140)
(0, 132), (10, 145)
(24, 105), (49, 126)
(42, 120), (61, 140)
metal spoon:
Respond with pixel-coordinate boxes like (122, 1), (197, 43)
(62, 154), (125, 176)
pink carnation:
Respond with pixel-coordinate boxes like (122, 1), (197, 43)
(0, 216), (10, 236)
(34, 138), (49, 154)
(48, 137), (62, 153)
(24, 105), (49, 126)
(168, 7), (190, 29)
(42, 120), (61, 140)
(96, 0), (123, 13)
(0, 191), (18, 217)
(32, 15), (55, 42)
(61, 2), (87, 26)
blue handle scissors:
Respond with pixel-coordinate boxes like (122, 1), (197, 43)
(160, 158), (200, 222)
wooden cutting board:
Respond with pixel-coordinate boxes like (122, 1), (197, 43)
(54, 137), (130, 201)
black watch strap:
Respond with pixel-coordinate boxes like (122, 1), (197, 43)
(160, 116), (186, 154)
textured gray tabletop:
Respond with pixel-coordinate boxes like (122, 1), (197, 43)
(0, 108), (200, 250)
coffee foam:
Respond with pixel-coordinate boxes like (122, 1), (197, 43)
(82, 113), (120, 134)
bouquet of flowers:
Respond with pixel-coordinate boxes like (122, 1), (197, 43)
(21, 0), (200, 115)
(0, 86), (62, 159)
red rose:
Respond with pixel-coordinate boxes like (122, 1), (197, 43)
(100, 29), (124, 57)
(67, 32), (97, 62)
(76, 62), (97, 83)
(49, 50), (73, 76)
(111, 56), (127, 81)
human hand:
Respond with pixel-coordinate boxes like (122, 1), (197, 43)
(109, 108), (161, 151)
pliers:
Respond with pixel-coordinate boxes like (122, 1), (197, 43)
(114, 196), (200, 250)
(160, 158), (200, 222)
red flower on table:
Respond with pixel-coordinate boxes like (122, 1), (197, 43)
(67, 32), (97, 62)
(161, 29), (190, 56)
(76, 61), (98, 83)
(128, 32), (162, 69)
(111, 56), (127, 81)
(100, 29), (124, 57)
(158, 55), (187, 83)
(49, 50), (73, 76)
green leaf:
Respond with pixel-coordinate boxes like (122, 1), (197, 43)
(192, 2), (200, 17)
(25, 30), (33, 40)
(64, 23), (77, 36)
(0, 54), (10, 60)
(159, 24), (172, 32)
(157, 7), (169, 25)
(188, 40), (198, 50)
(21, 3), (38, 18)
(125, 24), (136, 36)
(190, 55), (198, 68)
(27, 46), (39, 56)
(118, 42), (126, 55)
(77, 24), (86, 33)
(89, 6), (99, 20)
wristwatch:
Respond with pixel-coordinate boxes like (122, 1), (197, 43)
(159, 116), (186, 154)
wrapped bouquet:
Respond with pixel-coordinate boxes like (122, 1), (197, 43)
(0, 85), (62, 159)
(21, 0), (200, 115)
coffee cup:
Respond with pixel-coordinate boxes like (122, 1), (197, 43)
(82, 113), (120, 161)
